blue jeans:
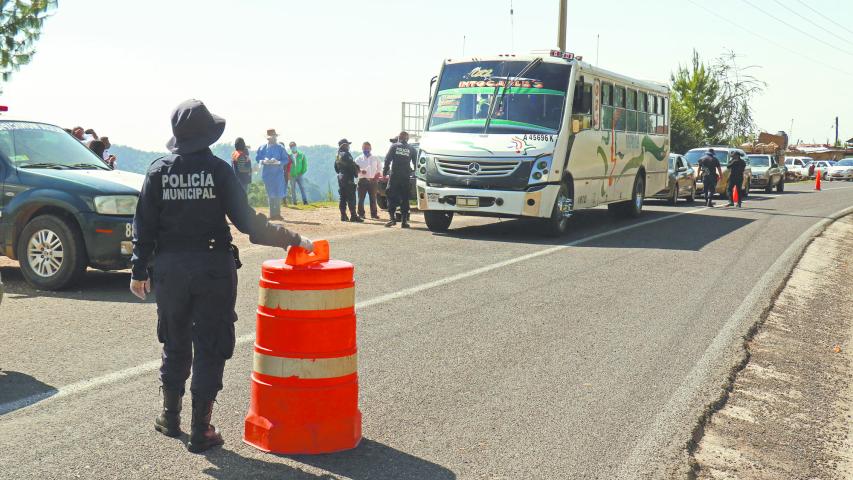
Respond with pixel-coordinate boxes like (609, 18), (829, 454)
(289, 175), (308, 204)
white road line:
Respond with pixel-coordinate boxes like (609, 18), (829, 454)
(0, 206), (706, 417)
(617, 204), (853, 477)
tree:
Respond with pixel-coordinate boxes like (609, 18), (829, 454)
(670, 98), (705, 154)
(0, 0), (57, 91)
(671, 49), (765, 147)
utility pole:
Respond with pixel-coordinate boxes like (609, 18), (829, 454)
(558, 0), (567, 51)
(836, 116), (840, 147)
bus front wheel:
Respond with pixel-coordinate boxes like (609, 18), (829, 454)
(424, 211), (453, 233)
(542, 182), (573, 237)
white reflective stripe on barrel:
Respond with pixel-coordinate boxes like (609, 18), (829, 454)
(258, 287), (355, 311)
(253, 352), (358, 379)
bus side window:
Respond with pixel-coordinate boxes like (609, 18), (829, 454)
(638, 92), (648, 133)
(615, 86), (626, 131)
(658, 97), (668, 134)
(627, 90), (638, 132)
(571, 77), (593, 132)
(649, 96), (658, 135)
(601, 82), (613, 131)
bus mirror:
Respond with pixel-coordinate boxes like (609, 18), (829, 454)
(572, 119), (581, 134)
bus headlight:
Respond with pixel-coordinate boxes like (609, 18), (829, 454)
(529, 155), (553, 184)
(94, 195), (138, 215)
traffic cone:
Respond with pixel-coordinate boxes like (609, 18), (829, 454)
(732, 185), (740, 205)
(815, 169), (822, 191)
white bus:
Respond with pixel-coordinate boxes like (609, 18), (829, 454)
(416, 50), (671, 235)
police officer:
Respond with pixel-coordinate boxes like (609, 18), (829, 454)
(335, 139), (362, 222)
(726, 151), (747, 208)
(383, 131), (417, 228)
(130, 99), (313, 453)
(698, 148), (724, 207)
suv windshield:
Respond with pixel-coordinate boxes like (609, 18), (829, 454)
(427, 60), (571, 135)
(0, 122), (110, 170)
(685, 149), (731, 166)
(747, 155), (771, 167)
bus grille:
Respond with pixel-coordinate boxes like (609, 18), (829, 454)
(435, 158), (521, 177)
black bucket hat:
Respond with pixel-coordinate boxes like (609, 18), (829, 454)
(166, 99), (226, 154)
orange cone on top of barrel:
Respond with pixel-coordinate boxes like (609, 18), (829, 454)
(816, 169), (822, 191)
(244, 240), (362, 454)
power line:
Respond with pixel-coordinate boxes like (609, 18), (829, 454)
(770, 0), (853, 48)
(740, 0), (853, 58)
(796, 0), (853, 38)
(685, 0), (853, 77)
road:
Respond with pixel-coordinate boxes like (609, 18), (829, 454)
(2, 182), (852, 479)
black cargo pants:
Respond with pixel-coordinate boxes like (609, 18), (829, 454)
(153, 250), (237, 401)
(338, 181), (358, 218)
(703, 175), (718, 205)
(387, 177), (411, 218)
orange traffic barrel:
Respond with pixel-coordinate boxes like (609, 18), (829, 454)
(243, 240), (362, 454)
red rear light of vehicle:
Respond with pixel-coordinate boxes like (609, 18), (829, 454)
(0, 106), (8, 112)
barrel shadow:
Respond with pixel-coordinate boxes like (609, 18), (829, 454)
(200, 439), (455, 480)
(0, 370), (58, 416)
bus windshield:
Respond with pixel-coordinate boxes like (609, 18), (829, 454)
(427, 60), (571, 135)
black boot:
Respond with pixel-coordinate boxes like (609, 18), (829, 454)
(154, 388), (183, 438)
(187, 397), (224, 453)
(401, 212), (411, 229)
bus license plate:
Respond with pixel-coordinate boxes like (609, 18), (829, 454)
(457, 196), (479, 208)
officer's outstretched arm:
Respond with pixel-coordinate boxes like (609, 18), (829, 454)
(218, 162), (303, 249)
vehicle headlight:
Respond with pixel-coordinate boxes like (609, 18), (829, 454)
(94, 195), (138, 215)
(529, 155), (553, 184)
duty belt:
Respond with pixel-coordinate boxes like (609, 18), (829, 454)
(156, 236), (233, 253)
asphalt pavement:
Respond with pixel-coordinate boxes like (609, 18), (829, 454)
(2, 181), (853, 479)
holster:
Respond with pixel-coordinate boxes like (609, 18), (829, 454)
(230, 244), (242, 270)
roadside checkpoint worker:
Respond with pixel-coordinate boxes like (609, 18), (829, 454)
(383, 131), (417, 228)
(698, 148), (723, 208)
(256, 129), (288, 221)
(335, 138), (362, 222)
(129, 99), (313, 454)
(355, 141), (382, 219)
(726, 151), (747, 208)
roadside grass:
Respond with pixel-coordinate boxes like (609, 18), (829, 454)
(285, 201), (338, 211)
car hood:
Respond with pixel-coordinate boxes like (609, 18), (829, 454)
(751, 166), (770, 174)
(828, 165), (853, 173)
(20, 168), (144, 194)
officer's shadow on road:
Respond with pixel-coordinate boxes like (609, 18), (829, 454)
(0, 370), (58, 416)
(0, 266), (154, 304)
(200, 438), (456, 480)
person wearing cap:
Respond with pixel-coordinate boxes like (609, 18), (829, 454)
(726, 151), (747, 208)
(383, 131), (417, 228)
(255, 129), (288, 220)
(698, 148), (723, 207)
(335, 139), (362, 222)
(130, 99), (313, 454)
(288, 141), (309, 206)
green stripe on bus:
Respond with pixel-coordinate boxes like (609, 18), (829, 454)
(438, 87), (566, 97)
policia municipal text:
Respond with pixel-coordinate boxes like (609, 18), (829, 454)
(129, 99), (313, 453)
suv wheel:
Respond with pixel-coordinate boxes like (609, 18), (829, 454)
(17, 215), (87, 290)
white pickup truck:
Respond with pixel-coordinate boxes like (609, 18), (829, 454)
(784, 156), (813, 180)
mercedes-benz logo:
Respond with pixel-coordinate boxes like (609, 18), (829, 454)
(468, 162), (481, 175)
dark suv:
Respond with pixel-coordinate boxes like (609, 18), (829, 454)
(0, 121), (144, 290)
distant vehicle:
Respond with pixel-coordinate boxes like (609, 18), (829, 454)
(746, 154), (785, 193)
(651, 153), (695, 204)
(784, 156), (813, 179)
(417, 50), (672, 235)
(827, 158), (853, 181)
(808, 160), (835, 179)
(684, 147), (751, 199)
(0, 121), (144, 290)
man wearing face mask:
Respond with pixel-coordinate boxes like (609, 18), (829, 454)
(335, 139), (362, 222)
(383, 131), (417, 228)
(355, 141), (382, 220)
(288, 142), (309, 206)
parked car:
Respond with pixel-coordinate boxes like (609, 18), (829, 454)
(0, 121), (144, 290)
(684, 147), (751, 199)
(651, 153), (696, 204)
(827, 158), (853, 181)
(746, 154), (785, 192)
(807, 160), (835, 179)
(785, 156), (813, 180)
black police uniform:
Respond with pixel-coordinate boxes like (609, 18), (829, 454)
(335, 143), (359, 221)
(383, 140), (417, 226)
(131, 99), (304, 453)
(727, 156), (746, 206)
(698, 153), (721, 206)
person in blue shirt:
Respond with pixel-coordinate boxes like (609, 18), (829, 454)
(255, 129), (289, 220)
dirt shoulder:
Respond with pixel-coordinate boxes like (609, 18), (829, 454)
(693, 214), (853, 479)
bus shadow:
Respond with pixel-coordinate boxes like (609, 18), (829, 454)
(439, 209), (753, 252)
(0, 370), (58, 416)
(0, 266), (151, 304)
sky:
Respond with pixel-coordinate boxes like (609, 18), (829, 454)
(2, 0), (852, 151)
